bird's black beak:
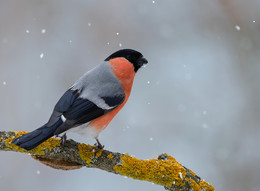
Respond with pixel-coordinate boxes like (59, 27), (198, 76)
(137, 56), (148, 65)
(134, 56), (148, 72)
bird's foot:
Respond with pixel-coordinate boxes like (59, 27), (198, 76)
(55, 133), (67, 145)
(94, 138), (104, 153)
(61, 133), (67, 145)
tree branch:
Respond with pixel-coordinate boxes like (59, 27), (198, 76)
(0, 131), (214, 191)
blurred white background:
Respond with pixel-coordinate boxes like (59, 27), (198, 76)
(1, 0), (260, 191)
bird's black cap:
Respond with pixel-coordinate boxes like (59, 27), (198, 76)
(105, 49), (148, 72)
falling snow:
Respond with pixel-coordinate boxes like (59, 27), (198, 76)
(149, 137), (153, 141)
(26, 30), (30, 34)
(179, 172), (183, 179)
(36, 170), (40, 175)
(253, 20), (256, 23)
(152, 1), (155, 3)
(88, 22), (92, 27)
(41, 29), (46, 34)
(147, 81), (151, 84)
(235, 25), (240, 31)
(3, 81), (6, 85)
(202, 110), (207, 115)
(116, 32), (119, 35)
(119, 43), (122, 47)
(40, 53), (44, 59)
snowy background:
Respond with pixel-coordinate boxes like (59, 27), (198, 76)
(1, 1), (260, 191)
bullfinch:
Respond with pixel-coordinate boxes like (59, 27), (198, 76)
(13, 49), (148, 150)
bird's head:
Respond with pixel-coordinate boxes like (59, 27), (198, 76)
(105, 49), (148, 72)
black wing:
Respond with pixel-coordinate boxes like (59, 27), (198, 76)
(47, 88), (125, 135)
(46, 88), (80, 127)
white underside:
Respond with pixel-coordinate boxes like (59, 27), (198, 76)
(67, 122), (101, 140)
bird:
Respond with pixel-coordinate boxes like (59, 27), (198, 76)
(12, 49), (148, 150)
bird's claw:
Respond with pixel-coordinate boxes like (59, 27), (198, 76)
(56, 133), (67, 145)
(94, 143), (104, 149)
(94, 138), (104, 153)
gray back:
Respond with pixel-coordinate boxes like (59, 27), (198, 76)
(72, 62), (124, 109)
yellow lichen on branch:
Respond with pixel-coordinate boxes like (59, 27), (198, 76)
(107, 154), (114, 160)
(78, 143), (103, 166)
(187, 178), (202, 191)
(199, 180), (215, 191)
(113, 154), (214, 190)
(3, 131), (61, 155)
(113, 154), (186, 187)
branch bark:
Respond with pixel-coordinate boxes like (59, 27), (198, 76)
(0, 131), (214, 191)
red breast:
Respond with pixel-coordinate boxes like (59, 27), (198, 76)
(89, 58), (136, 131)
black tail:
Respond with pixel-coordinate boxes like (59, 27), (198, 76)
(12, 119), (63, 150)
